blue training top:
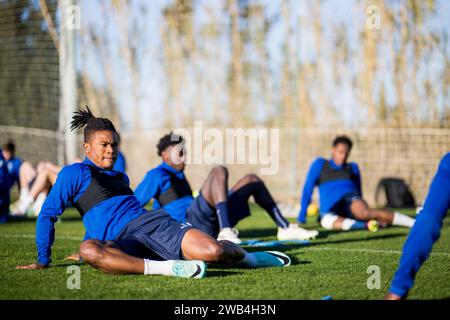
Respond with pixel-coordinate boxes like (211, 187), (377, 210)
(113, 151), (127, 173)
(36, 157), (146, 266)
(297, 157), (361, 223)
(134, 162), (194, 222)
(5, 156), (23, 189)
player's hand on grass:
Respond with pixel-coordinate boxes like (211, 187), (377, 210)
(383, 292), (402, 300)
(16, 262), (47, 270)
(65, 253), (81, 262)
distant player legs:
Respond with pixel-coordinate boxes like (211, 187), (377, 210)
(350, 199), (394, 224)
(29, 161), (60, 199)
(18, 161), (36, 191)
(199, 165), (228, 207)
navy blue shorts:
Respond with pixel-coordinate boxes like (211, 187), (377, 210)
(113, 209), (194, 261)
(0, 203), (9, 223)
(321, 192), (362, 220)
(186, 191), (251, 238)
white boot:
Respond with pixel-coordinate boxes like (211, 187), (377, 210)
(277, 223), (319, 241)
(217, 227), (242, 244)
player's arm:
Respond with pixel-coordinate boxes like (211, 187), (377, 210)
(134, 170), (161, 208)
(16, 165), (85, 269)
(387, 153), (450, 299)
(297, 159), (323, 224)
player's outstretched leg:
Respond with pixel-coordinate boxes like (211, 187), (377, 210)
(79, 239), (207, 278)
(181, 228), (291, 268)
(350, 199), (415, 228)
(320, 213), (379, 232)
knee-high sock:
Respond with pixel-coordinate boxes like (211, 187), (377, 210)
(240, 182), (289, 228)
(389, 153), (450, 298)
(216, 201), (232, 229)
(392, 212), (415, 228)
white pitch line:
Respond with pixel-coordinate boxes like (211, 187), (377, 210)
(304, 246), (450, 257)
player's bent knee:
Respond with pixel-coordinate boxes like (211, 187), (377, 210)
(212, 165), (228, 179)
(245, 173), (261, 183)
(320, 214), (338, 230)
(79, 240), (104, 264)
(36, 161), (46, 173)
(202, 241), (225, 262)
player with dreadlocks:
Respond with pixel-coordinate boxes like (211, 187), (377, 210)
(16, 107), (291, 277)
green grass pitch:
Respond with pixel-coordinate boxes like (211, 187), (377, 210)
(0, 206), (449, 300)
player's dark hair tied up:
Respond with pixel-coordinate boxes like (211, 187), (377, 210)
(70, 106), (117, 142)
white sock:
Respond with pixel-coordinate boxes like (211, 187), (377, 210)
(235, 251), (257, 268)
(393, 212), (415, 228)
(143, 259), (175, 276)
(19, 188), (30, 201)
(341, 218), (357, 231)
(320, 214), (339, 230)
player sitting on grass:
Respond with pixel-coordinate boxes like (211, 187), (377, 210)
(297, 135), (415, 232)
(1, 141), (48, 217)
(385, 152), (450, 300)
(134, 132), (318, 244)
(16, 107), (291, 278)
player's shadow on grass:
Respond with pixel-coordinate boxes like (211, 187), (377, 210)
(48, 262), (83, 268)
(310, 232), (407, 246)
(6, 216), (82, 223)
(202, 270), (241, 277)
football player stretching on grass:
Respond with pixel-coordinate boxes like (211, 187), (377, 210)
(297, 135), (415, 232)
(16, 107), (291, 278)
(134, 132), (318, 244)
(385, 153), (450, 300)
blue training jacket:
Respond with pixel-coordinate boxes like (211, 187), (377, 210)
(36, 157), (146, 266)
(5, 156), (23, 189)
(297, 157), (361, 223)
(134, 162), (194, 223)
(113, 151), (127, 173)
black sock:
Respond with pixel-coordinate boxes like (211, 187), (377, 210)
(237, 182), (289, 228)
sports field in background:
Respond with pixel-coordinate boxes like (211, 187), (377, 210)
(1, 206), (449, 300)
